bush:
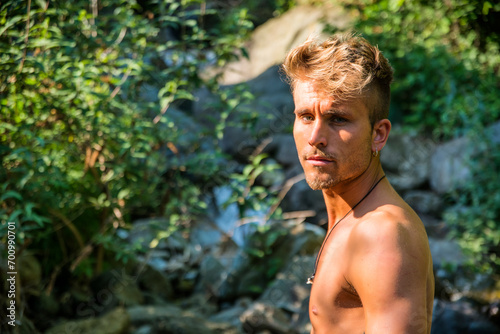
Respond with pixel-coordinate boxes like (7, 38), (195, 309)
(341, 0), (500, 138)
(0, 0), (255, 310)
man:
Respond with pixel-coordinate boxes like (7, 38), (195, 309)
(282, 34), (434, 333)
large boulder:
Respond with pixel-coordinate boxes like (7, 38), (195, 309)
(429, 121), (500, 194)
(381, 128), (436, 191)
(429, 136), (472, 194)
(219, 4), (352, 85)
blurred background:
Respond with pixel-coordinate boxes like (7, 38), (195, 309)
(1, 0), (499, 333)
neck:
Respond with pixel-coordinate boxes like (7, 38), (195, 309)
(322, 162), (385, 230)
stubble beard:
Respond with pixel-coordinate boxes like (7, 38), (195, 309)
(305, 167), (340, 190)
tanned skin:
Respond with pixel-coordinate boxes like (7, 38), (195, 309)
(293, 80), (434, 334)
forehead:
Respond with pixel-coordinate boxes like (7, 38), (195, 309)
(292, 80), (370, 117)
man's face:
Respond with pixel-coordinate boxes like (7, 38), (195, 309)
(292, 80), (374, 190)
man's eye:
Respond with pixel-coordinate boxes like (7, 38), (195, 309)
(330, 117), (347, 124)
(299, 115), (314, 122)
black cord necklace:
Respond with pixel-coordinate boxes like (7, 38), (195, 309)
(307, 175), (386, 285)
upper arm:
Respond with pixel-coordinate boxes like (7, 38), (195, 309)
(347, 215), (431, 334)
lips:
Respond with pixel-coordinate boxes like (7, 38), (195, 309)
(305, 155), (334, 166)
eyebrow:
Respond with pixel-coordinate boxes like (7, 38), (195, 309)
(324, 108), (350, 116)
(293, 108), (351, 116)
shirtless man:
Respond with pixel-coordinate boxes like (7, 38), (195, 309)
(282, 34), (434, 333)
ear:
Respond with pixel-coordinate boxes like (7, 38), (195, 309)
(371, 119), (391, 154)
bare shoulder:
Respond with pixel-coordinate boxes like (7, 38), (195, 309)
(346, 203), (432, 283)
(350, 203), (429, 252)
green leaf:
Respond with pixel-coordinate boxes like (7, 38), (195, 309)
(1, 190), (23, 202)
(483, 1), (492, 15)
(117, 189), (130, 200)
(0, 15), (24, 37)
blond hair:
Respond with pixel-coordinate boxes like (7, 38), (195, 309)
(282, 33), (393, 125)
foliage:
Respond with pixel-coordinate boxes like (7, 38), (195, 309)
(340, 0), (500, 138)
(227, 153), (282, 218)
(0, 0), (255, 306)
(233, 0), (297, 26)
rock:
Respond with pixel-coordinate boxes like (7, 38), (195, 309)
(211, 185), (255, 248)
(429, 136), (472, 194)
(418, 214), (449, 239)
(135, 264), (174, 302)
(381, 128), (435, 191)
(428, 237), (465, 268)
(209, 297), (252, 329)
(197, 243), (252, 300)
(131, 325), (153, 334)
(90, 270), (144, 314)
(178, 293), (218, 317)
(240, 302), (298, 334)
(190, 218), (223, 249)
(468, 320), (500, 333)
(427, 121), (500, 194)
(215, 66), (296, 158)
(432, 299), (500, 334)
(219, 5), (351, 85)
(127, 304), (236, 334)
(403, 190), (443, 215)
(280, 178), (328, 225)
(265, 134), (299, 168)
(259, 255), (314, 313)
(197, 220), (323, 301)
(432, 299), (472, 334)
(127, 304), (184, 325)
(45, 307), (130, 334)
(213, 185), (239, 230)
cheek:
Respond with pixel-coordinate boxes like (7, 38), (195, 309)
(338, 129), (353, 143)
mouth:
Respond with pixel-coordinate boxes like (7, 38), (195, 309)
(305, 155), (334, 166)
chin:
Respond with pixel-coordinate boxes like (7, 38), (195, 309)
(305, 175), (338, 190)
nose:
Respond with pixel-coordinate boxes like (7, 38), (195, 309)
(308, 119), (327, 147)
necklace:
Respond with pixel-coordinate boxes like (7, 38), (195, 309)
(306, 175), (386, 284)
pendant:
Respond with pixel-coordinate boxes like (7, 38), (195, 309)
(307, 275), (314, 285)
